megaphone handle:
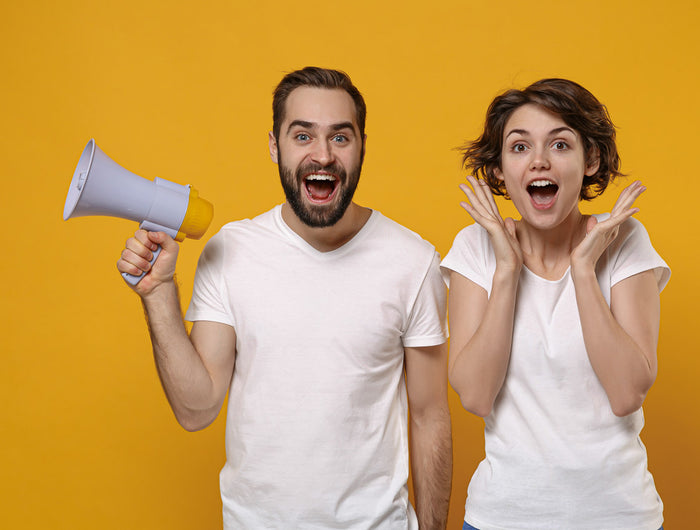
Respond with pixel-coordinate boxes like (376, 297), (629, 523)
(121, 246), (162, 285)
(121, 220), (178, 285)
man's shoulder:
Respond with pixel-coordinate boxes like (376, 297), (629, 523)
(198, 206), (283, 262)
(215, 205), (281, 237)
(369, 210), (436, 255)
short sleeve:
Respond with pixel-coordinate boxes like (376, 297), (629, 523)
(440, 223), (495, 295)
(606, 217), (671, 292)
(402, 252), (448, 348)
(185, 231), (235, 326)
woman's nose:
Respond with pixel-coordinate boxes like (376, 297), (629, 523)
(529, 148), (550, 170)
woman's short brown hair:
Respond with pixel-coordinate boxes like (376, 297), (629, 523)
(461, 78), (622, 200)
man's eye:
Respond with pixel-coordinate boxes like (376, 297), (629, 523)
(296, 133), (310, 141)
(331, 135), (347, 143)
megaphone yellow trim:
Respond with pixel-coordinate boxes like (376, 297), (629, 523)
(176, 187), (214, 241)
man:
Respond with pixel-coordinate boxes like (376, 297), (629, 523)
(118, 67), (452, 529)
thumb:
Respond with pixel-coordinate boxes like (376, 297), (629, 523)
(146, 231), (178, 251)
(504, 217), (518, 240)
(586, 215), (598, 234)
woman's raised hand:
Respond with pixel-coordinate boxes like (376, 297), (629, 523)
(460, 175), (523, 275)
(571, 180), (646, 271)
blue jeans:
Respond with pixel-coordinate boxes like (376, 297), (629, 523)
(462, 522), (663, 530)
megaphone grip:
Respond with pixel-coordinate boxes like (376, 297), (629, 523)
(121, 246), (162, 285)
(121, 220), (178, 285)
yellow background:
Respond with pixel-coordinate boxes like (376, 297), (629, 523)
(2, 0), (698, 528)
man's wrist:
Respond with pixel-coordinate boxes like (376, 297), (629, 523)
(140, 275), (180, 309)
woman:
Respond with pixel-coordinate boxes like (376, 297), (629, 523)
(442, 79), (669, 530)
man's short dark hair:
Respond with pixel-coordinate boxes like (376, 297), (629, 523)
(272, 67), (367, 143)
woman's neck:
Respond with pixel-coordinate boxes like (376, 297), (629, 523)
(516, 209), (589, 280)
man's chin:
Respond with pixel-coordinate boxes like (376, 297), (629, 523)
(295, 203), (347, 228)
(279, 163), (360, 229)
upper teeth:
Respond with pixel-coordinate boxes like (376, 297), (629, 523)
(529, 180), (554, 187)
(306, 174), (335, 181)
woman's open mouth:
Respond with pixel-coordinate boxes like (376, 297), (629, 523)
(527, 179), (559, 209)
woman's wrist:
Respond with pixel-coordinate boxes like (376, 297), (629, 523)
(570, 259), (597, 283)
(493, 265), (521, 288)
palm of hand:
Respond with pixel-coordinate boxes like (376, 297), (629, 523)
(571, 181), (645, 269)
(460, 176), (523, 272)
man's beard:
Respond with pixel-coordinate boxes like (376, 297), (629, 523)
(278, 159), (361, 228)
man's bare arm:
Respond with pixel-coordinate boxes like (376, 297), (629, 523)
(118, 230), (236, 430)
(405, 343), (452, 530)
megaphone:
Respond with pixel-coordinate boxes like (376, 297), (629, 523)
(64, 139), (214, 285)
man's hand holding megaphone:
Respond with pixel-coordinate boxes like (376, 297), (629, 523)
(117, 229), (180, 296)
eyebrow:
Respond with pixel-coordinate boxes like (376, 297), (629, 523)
(286, 120), (356, 135)
(505, 126), (575, 139)
(330, 121), (355, 132)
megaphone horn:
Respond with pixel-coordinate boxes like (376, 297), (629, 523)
(64, 139), (214, 285)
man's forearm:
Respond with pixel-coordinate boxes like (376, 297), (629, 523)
(140, 278), (220, 429)
(410, 405), (452, 530)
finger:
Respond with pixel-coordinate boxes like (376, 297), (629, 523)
(504, 217), (518, 241)
(125, 235), (154, 261)
(133, 229), (159, 251)
(594, 206), (640, 236)
(459, 199), (476, 218)
(119, 246), (153, 273)
(460, 182), (492, 219)
(613, 183), (643, 211)
(146, 231), (179, 253)
(117, 255), (148, 277)
(610, 206), (640, 226)
(586, 215), (599, 234)
(478, 178), (504, 221)
(117, 258), (147, 277)
(610, 198), (641, 221)
(464, 176), (495, 213)
(459, 199), (491, 226)
(622, 184), (645, 209)
(463, 176), (504, 224)
(611, 181), (645, 215)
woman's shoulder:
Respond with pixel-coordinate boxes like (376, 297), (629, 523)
(599, 215), (671, 291)
(441, 223), (496, 288)
(450, 222), (491, 249)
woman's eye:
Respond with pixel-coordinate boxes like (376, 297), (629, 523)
(553, 141), (568, 150)
(513, 143), (527, 153)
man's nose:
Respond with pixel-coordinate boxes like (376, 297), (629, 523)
(310, 140), (334, 166)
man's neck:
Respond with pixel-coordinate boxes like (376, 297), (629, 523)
(281, 202), (372, 252)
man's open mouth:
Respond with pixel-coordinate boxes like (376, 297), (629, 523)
(527, 179), (559, 207)
(304, 174), (339, 203)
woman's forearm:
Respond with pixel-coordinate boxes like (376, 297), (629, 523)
(449, 269), (520, 417)
(571, 265), (660, 416)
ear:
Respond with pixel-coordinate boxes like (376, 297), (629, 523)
(268, 131), (279, 164)
(493, 166), (504, 181)
(584, 149), (600, 177)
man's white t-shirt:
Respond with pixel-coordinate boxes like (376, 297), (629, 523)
(441, 215), (670, 530)
(186, 205), (447, 529)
